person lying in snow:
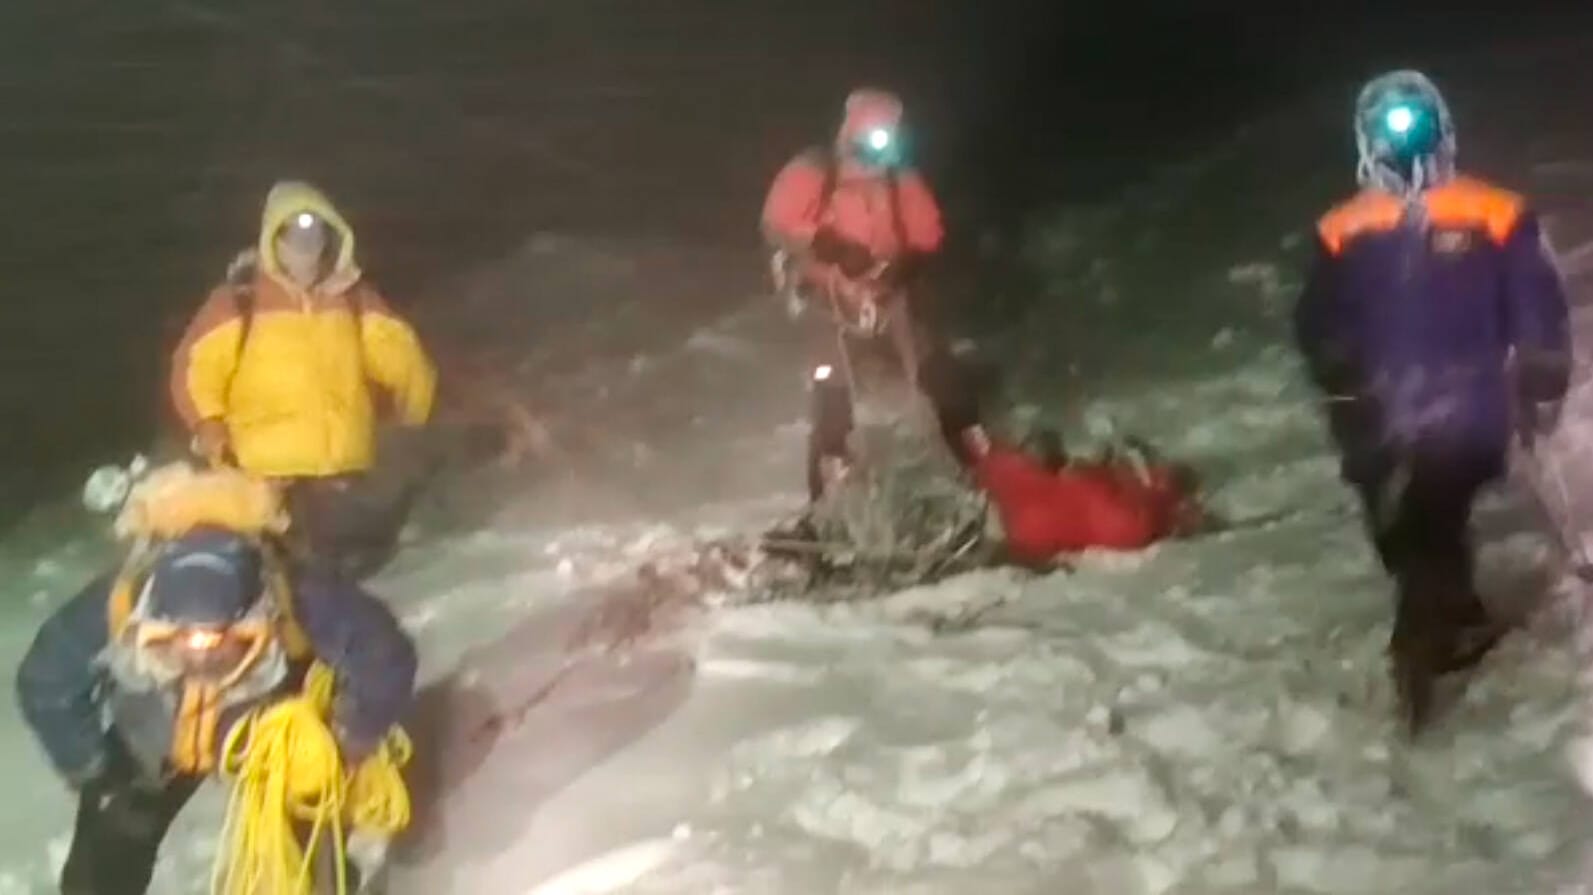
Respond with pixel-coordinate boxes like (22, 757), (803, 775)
(971, 431), (1205, 565)
(920, 349), (1205, 565)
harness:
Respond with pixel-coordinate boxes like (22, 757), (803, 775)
(800, 148), (910, 339)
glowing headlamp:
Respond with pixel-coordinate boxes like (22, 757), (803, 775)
(294, 212), (319, 230)
(866, 128), (892, 152)
(1384, 105), (1417, 136)
(183, 628), (226, 651)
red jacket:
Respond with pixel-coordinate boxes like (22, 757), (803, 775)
(975, 445), (1189, 564)
(760, 149), (944, 262)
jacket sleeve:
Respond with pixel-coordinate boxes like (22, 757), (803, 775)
(1501, 213), (1571, 403)
(170, 287), (246, 429)
(356, 288), (437, 426)
(895, 171), (945, 255)
(292, 575), (418, 760)
(15, 576), (114, 785)
(760, 154), (828, 252)
(1292, 238), (1358, 396)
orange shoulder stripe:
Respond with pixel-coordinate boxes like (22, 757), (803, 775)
(1422, 176), (1524, 246)
(1317, 190), (1404, 255)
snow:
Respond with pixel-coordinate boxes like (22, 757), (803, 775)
(6, 37), (1593, 895)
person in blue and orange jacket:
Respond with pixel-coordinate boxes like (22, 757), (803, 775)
(762, 88), (948, 501)
(16, 508), (415, 894)
(1293, 70), (1571, 734)
(170, 181), (438, 579)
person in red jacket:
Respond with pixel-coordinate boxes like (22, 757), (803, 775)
(762, 88), (947, 501)
(973, 435), (1201, 565)
(918, 349), (1201, 565)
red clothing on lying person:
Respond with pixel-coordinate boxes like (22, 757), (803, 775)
(974, 444), (1190, 563)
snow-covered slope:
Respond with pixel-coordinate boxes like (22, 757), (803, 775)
(6, 39), (1593, 895)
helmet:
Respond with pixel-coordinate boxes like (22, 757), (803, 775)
(839, 88), (908, 169)
(1354, 70), (1456, 195)
(134, 528), (270, 685)
(145, 528), (263, 625)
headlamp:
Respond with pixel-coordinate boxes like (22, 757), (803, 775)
(852, 125), (903, 167)
(1384, 105), (1416, 136)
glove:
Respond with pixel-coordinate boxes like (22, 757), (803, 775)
(335, 721), (380, 769)
(1517, 398), (1564, 447)
(62, 751), (108, 793)
(191, 418), (231, 466)
(877, 253), (925, 289)
(809, 228), (875, 279)
(918, 348), (981, 434)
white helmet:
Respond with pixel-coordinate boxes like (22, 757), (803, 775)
(1354, 70), (1456, 196)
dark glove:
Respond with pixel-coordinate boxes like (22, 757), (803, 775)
(1515, 349), (1571, 405)
(62, 751), (108, 793)
(1517, 399), (1564, 447)
(334, 720), (382, 769)
(918, 348), (980, 434)
(809, 228), (875, 279)
(878, 253), (925, 289)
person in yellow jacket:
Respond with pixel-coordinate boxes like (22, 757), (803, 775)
(171, 181), (438, 578)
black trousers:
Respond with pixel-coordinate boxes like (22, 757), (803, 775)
(60, 743), (199, 895)
(803, 292), (976, 500)
(280, 424), (506, 579)
(59, 747), (362, 895)
(1352, 446), (1500, 678)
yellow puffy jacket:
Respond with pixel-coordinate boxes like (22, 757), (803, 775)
(170, 182), (436, 478)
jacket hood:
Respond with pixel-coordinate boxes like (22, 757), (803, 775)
(257, 180), (361, 293)
(836, 88), (904, 152)
(1354, 70), (1457, 197)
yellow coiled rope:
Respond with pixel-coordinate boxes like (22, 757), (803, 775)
(212, 662), (412, 895)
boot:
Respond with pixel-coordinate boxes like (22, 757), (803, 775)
(1434, 591), (1504, 674)
(1390, 630), (1437, 736)
(806, 364), (854, 502)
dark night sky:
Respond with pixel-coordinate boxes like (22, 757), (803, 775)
(0, 0), (1586, 523)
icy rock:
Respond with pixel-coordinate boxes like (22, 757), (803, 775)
(1271, 845), (1392, 893)
(1204, 852), (1262, 888)
(1086, 704), (1125, 736)
(1037, 767), (1179, 845)
(1134, 672), (1166, 694)
(1277, 703), (1332, 755)
(1517, 829), (1559, 860)
(1134, 704), (1224, 758)
(1569, 735), (1593, 795)
(1283, 781), (1341, 833)
(1217, 805), (1247, 837)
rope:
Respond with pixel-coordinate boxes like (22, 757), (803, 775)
(211, 663), (412, 895)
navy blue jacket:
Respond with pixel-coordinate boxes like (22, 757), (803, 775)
(1294, 176), (1570, 481)
(14, 571), (416, 784)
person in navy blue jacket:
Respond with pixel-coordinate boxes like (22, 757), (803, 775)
(14, 527), (416, 894)
(1294, 70), (1571, 734)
